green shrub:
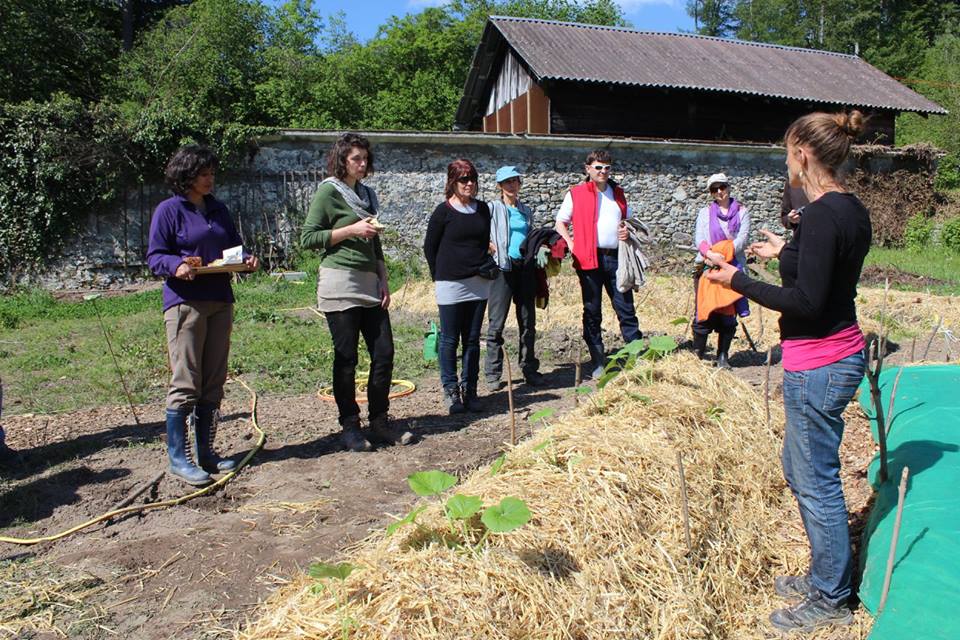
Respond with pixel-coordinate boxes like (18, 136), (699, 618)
(935, 153), (960, 192)
(903, 212), (934, 250)
(941, 217), (960, 253)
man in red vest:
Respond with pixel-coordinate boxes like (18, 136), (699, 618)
(554, 149), (643, 378)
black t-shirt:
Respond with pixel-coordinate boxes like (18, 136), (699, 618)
(422, 201), (492, 281)
(732, 192), (871, 340)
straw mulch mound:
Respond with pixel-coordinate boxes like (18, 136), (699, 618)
(241, 356), (870, 639)
(395, 271), (959, 350)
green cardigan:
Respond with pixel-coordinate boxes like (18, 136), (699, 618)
(301, 182), (383, 272)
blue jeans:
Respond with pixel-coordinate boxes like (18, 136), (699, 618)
(781, 350), (865, 606)
(438, 300), (487, 393)
(576, 251), (641, 358)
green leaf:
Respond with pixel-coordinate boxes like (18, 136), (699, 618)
(597, 371), (618, 389)
(490, 454), (506, 476)
(528, 407), (556, 422)
(385, 505), (427, 536)
(648, 335), (678, 353)
(407, 470), (457, 496)
(670, 316), (689, 325)
(622, 338), (647, 354)
(446, 493), (483, 520)
(532, 438), (552, 452)
(308, 561), (355, 581)
(481, 497), (531, 533)
(573, 385), (593, 396)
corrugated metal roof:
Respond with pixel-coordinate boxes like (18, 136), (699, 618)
(478, 16), (945, 115)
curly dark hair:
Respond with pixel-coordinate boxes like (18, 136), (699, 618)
(164, 145), (219, 196)
(325, 133), (375, 181)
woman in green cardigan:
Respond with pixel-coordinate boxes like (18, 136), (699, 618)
(301, 133), (412, 451)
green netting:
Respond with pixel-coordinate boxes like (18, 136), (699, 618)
(857, 365), (960, 640)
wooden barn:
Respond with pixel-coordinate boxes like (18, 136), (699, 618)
(454, 17), (945, 144)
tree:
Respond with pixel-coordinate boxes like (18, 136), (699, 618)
(686, 0), (736, 37)
(0, 0), (120, 103)
(897, 31), (960, 154)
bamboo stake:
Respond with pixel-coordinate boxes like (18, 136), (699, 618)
(909, 336), (916, 362)
(676, 451), (692, 556)
(878, 467), (910, 615)
(502, 345), (516, 446)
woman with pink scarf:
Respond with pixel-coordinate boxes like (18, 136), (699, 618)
(692, 172), (750, 369)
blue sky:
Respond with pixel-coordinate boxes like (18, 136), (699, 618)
(271, 1), (695, 43)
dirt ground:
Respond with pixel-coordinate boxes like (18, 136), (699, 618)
(0, 321), (934, 640)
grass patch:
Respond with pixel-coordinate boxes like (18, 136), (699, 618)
(0, 260), (433, 415)
(864, 246), (960, 294)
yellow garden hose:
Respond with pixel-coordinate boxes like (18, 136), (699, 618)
(0, 377), (266, 546)
(316, 372), (416, 403)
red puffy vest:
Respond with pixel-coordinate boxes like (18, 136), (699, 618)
(569, 181), (628, 271)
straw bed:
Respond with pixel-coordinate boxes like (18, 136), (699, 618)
(241, 356), (871, 639)
(394, 273), (960, 350)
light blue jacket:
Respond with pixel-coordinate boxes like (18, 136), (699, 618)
(488, 199), (534, 271)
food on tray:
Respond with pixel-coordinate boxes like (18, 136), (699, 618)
(209, 258), (226, 267)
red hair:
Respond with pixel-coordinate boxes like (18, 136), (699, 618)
(445, 158), (478, 198)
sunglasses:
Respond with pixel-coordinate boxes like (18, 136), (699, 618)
(591, 164), (612, 172)
(456, 176), (478, 184)
(709, 184), (729, 193)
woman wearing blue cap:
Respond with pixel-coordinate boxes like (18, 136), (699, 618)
(484, 166), (544, 390)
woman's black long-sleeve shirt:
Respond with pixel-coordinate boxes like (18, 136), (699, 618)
(422, 201), (491, 281)
(731, 192), (871, 340)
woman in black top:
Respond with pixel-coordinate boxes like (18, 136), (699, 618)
(423, 159), (493, 414)
(708, 111), (871, 634)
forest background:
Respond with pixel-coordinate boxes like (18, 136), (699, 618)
(2, 0), (960, 279)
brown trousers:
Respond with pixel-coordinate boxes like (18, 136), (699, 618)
(163, 301), (233, 411)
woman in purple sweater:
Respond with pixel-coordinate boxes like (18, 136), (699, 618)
(147, 146), (259, 485)
(709, 111), (871, 633)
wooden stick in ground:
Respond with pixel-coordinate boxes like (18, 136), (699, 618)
(886, 366), (905, 435)
(910, 336), (916, 362)
(879, 278), (890, 359)
(739, 320), (758, 353)
(573, 342), (582, 407)
(676, 451), (692, 556)
(878, 466), (910, 615)
(867, 339), (889, 484)
(111, 471), (165, 513)
(501, 345), (516, 446)
(764, 348), (772, 432)
(88, 295), (141, 426)
(922, 316), (942, 360)
(757, 305), (765, 345)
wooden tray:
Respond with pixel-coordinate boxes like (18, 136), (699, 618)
(191, 263), (254, 274)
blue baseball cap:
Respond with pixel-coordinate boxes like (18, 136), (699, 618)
(495, 165), (523, 183)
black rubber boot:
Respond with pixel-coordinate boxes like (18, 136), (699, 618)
(369, 413), (414, 446)
(692, 332), (709, 360)
(444, 387), (465, 414)
(166, 408), (212, 486)
(195, 404), (237, 474)
(585, 344), (606, 380)
(340, 415), (372, 452)
(461, 384), (483, 412)
(716, 329), (735, 370)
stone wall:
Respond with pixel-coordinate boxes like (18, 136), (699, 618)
(28, 131), (920, 290)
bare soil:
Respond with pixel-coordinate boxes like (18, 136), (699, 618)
(1, 327), (936, 640)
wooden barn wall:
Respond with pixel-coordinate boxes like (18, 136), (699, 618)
(545, 82), (895, 144)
